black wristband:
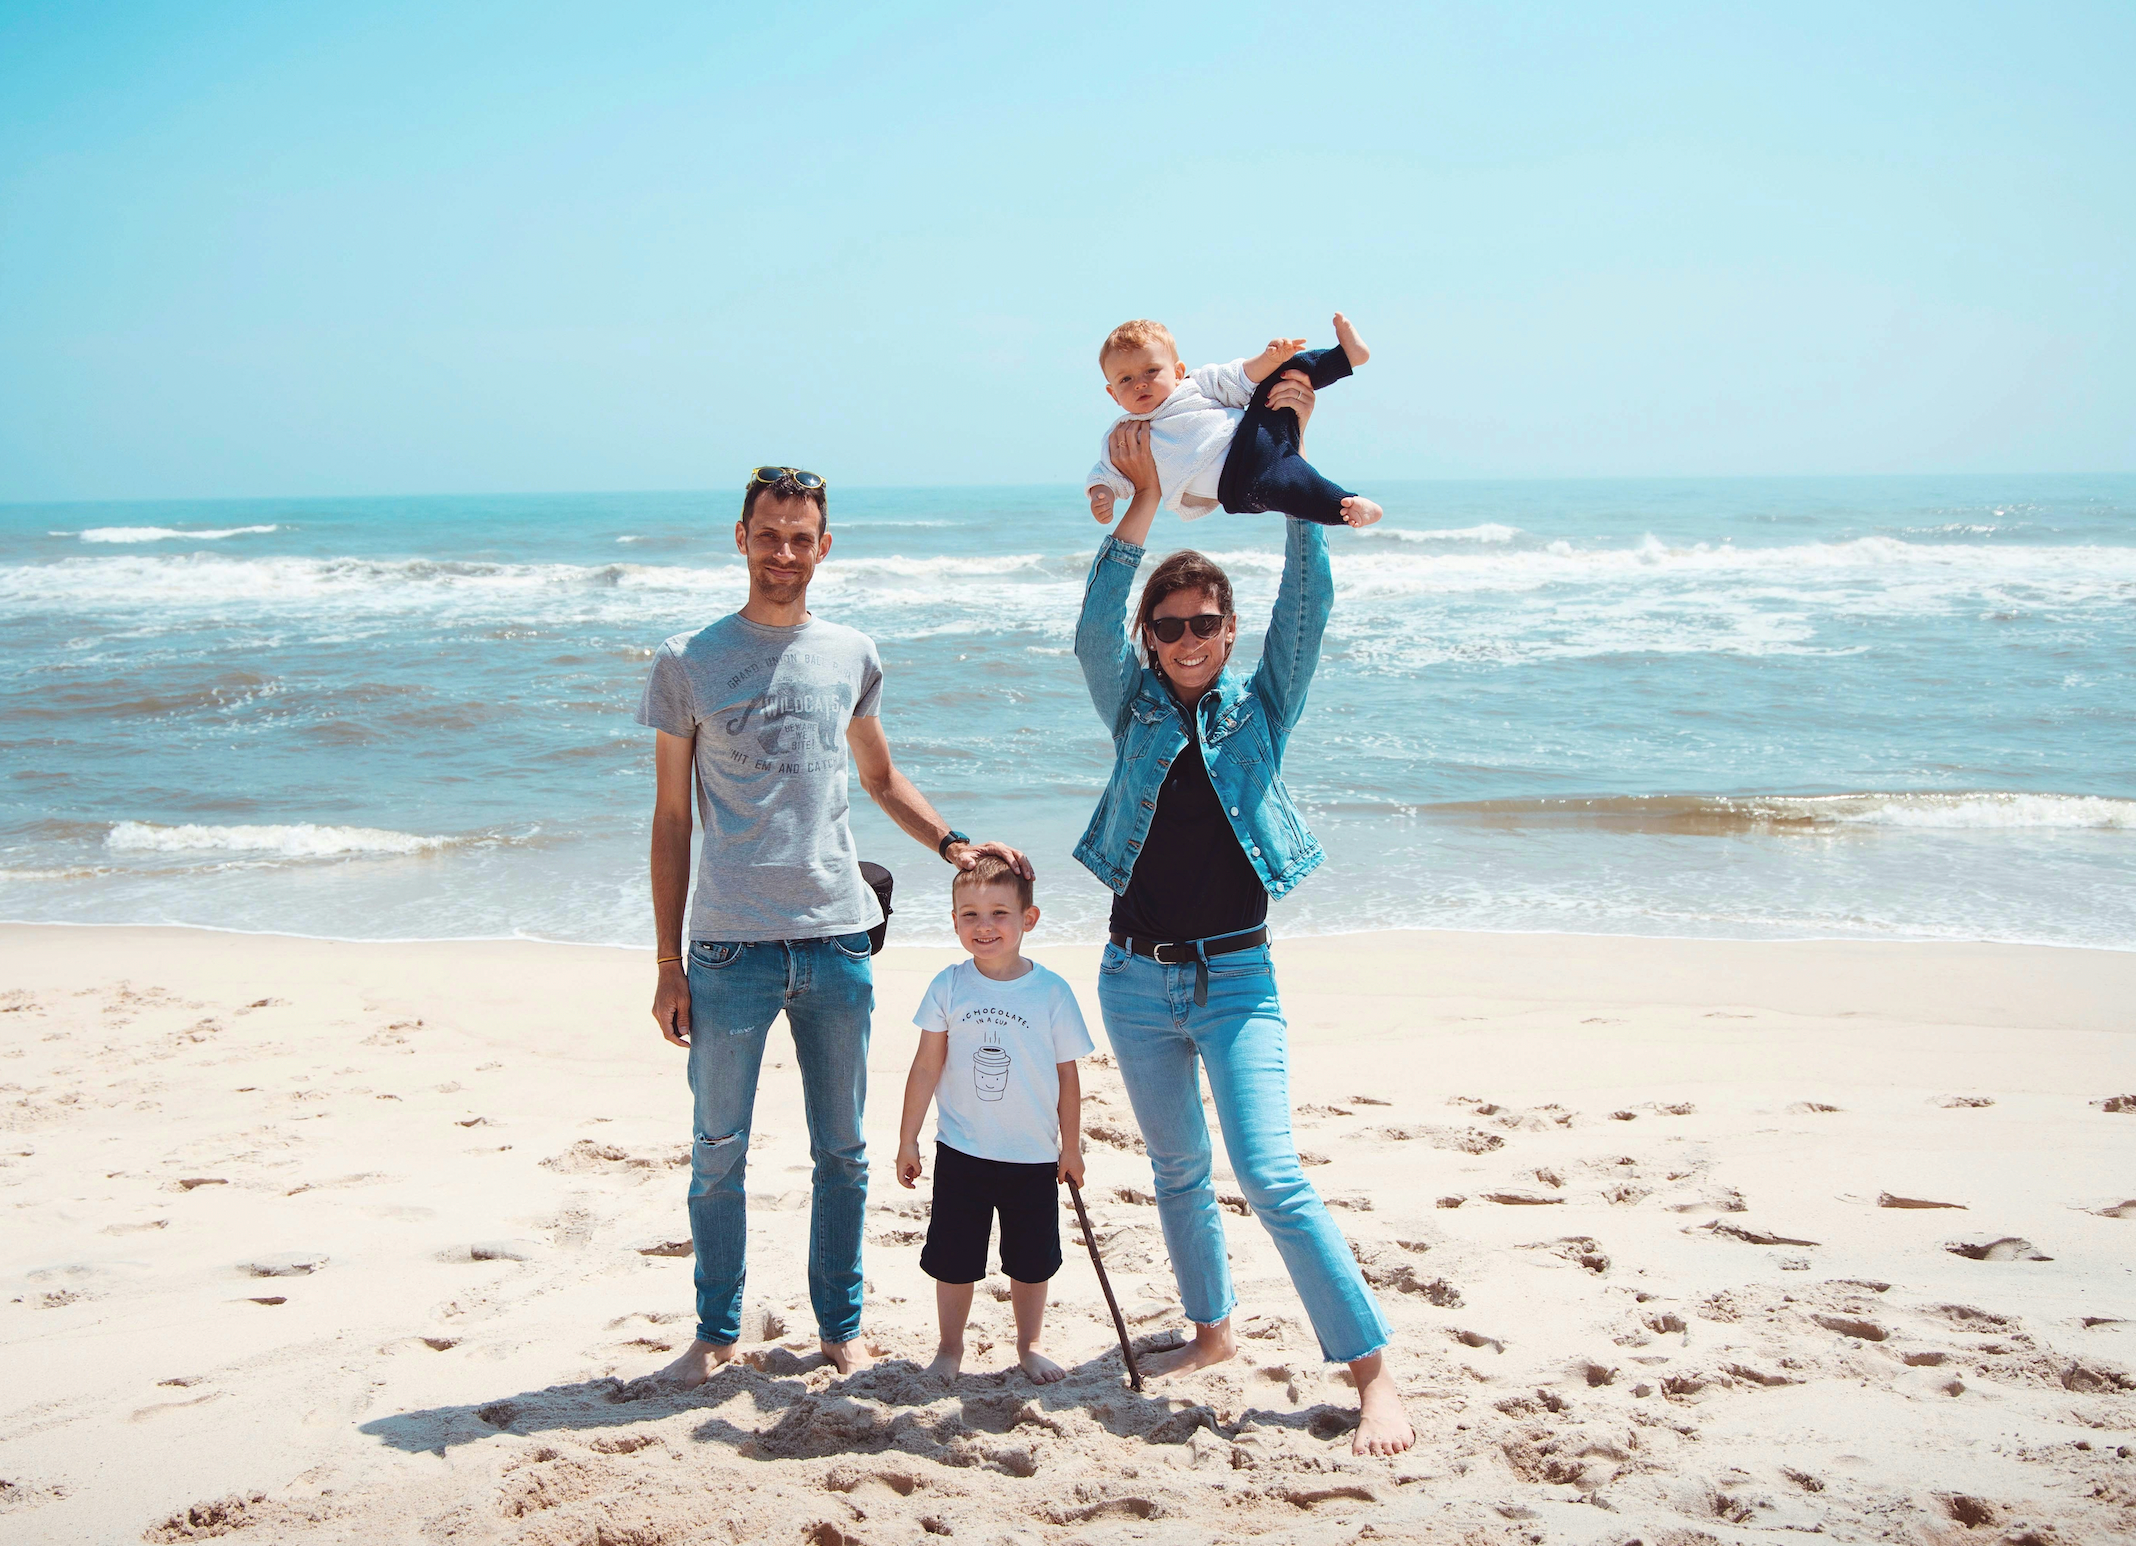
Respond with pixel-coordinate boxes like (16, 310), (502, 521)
(937, 829), (970, 862)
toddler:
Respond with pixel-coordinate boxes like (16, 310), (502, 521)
(896, 855), (1093, 1383)
(1086, 313), (1381, 528)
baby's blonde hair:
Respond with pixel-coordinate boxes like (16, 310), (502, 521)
(1099, 319), (1177, 370)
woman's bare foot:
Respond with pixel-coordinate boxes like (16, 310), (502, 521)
(1332, 311), (1369, 367)
(820, 1338), (873, 1375)
(1018, 1347), (1067, 1384)
(924, 1343), (963, 1381)
(655, 1338), (738, 1387)
(1142, 1318), (1237, 1380)
(1340, 496), (1383, 527)
(1348, 1351), (1415, 1456)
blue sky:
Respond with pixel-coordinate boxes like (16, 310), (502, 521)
(2, 1), (2129, 501)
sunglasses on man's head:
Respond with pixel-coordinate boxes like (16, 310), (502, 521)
(1148, 613), (1228, 644)
(747, 465), (826, 490)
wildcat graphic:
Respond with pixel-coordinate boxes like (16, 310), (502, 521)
(724, 682), (853, 757)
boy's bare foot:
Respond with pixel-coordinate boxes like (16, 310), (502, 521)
(1340, 496), (1383, 527)
(1332, 312), (1369, 367)
(655, 1338), (738, 1387)
(1349, 1352), (1415, 1456)
(1143, 1318), (1237, 1379)
(1017, 1347), (1067, 1384)
(924, 1344), (963, 1381)
(820, 1338), (872, 1375)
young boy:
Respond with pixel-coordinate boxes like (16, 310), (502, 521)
(896, 855), (1093, 1384)
(1086, 312), (1382, 529)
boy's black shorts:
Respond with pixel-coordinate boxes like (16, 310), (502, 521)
(920, 1141), (1062, 1285)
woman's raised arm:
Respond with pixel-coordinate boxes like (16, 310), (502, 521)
(1074, 422), (1159, 732)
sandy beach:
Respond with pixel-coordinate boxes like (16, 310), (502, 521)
(2, 922), (2132, 1544)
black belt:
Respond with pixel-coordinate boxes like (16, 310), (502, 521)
(1110, 927), (1268, 1006)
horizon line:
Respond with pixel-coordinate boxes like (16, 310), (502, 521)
(9, 467), (2136, 511)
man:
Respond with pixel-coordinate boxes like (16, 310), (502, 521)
(638, 466), (1029, 1382)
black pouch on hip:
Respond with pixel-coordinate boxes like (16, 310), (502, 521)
(860, 862), (894, 955)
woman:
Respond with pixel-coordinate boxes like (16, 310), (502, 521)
(1071, 391), (1414, 1457)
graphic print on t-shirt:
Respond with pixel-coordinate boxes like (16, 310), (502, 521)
(913, 960), (1095, 1165)
(715, 660), (856, 773)
(973, 1030), (1011, 1102)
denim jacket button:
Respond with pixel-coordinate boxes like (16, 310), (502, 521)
(1228, 806), (1240, 817)
(1251, 847), (1262, 858)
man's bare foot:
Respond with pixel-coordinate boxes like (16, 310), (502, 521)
(655, 1338), (739, 1387)
(1018, 1347), (1067, 1384)
(924, 1343), (963, 1381)
(1332, 312), (1369, 367)
(1340, 496), (1383, 527)
(1142, 1319), (1237, 1380)
(820, 1338), (873, 1375)
(1349, 1352), (1415, 1456)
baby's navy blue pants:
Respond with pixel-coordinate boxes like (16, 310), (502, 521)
(1217, 345), (1357, 525)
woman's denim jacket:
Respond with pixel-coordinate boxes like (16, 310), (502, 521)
(1072, 518), (1333, 903)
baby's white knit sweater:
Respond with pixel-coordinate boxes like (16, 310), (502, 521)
(1086, 359), (1255, 520)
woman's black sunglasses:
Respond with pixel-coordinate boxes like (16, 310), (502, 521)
(747, 465), (826, 490)
(1148, 613), (1228, 644)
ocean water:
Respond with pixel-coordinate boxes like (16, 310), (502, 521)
(2, 477), (2132, 951)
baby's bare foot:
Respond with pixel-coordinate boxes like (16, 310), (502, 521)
(655, 1338), (738, 1387)
(1018, 1347), (1067, 1384)
(1340, 496), (1383, 527)
(1332, 312), (1369, 366)
(924, 1344), (964, 1382)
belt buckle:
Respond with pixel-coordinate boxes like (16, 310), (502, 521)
(1153, 941), (1189, 965)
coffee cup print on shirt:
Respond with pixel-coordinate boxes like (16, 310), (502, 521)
(973, 1038), (1011, 1102)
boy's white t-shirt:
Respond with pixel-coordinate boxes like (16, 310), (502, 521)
(913, 960), (1095, 1165)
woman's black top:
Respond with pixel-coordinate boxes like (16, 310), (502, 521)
(1108, 706), (1269, 943)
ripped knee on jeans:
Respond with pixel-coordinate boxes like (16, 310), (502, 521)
(693, 1129), (746, 1166)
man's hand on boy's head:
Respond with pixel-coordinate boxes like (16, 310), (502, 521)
(1088, 486), (1116, 525)
(947, 837), (1034, 880)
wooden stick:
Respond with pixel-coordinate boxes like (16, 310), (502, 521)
(1067, 1178), (1142, 1391)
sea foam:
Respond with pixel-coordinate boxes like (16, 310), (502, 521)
(73, 525), (280, 543)
(105, 821), (460, 857)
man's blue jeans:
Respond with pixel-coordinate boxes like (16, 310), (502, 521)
(684, 933), (874, 1347)
(1096, 941), (1390, 1364)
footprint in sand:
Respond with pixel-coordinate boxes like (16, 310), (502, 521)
(1875, 1192), (1967, 1210)
(1933, 1094), (1995, 1109)
(2094, 1095), (2136, 1114)
(1945, 1236), (2052, 1261)
(241, 1252), (328, 1277)
(2092, 1199), (2136, 1220)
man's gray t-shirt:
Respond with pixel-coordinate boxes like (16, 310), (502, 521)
(636, 614), (886, 943)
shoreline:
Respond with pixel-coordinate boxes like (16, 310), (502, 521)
(7, 911), (2134, 959)
(3, 922), (2131, 1540)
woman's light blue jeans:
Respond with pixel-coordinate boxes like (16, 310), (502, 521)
(684, 933), (874, 1348)
(1096, 941), (1390, 1363)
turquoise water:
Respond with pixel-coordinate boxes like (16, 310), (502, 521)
(2, 476), (2131, 949)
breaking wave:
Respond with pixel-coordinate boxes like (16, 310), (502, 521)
(105, 821), (477, 857)
(71, 525), (280, 543)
